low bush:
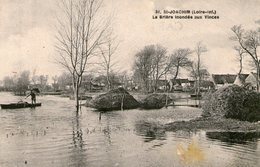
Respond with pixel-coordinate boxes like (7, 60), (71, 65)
(202, 85), (260, 122)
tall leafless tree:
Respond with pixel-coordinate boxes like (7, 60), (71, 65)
(31, 68), (38, 85)
(55, 0), (109, 111)
(231, 25), (260, 92)
(194, 42), (207, 95)
(98, 33), (119, 90)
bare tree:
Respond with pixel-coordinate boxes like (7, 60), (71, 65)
(31, 68), (38, 85)
(150, 45), (169, 92)
(234, 46), (246, 75)
(170, 48), (192, 81)
(15, 71), (30, 96)
(3, 76), (15, 91)
(231, 25), (260, 91)
(98, 33), (119, 90)
(133, 45), (173, 93)
(55, 0), (109, 111)
(133, 45), (155, 93)
(189, 63), (209, 81)
(52, 75), (59, 91)
(194, 42), (207, 95)
(58, 72), (72, 90)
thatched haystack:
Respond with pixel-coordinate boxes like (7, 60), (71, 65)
(85, 88), (140, 111)
(202, 85), (260, 122)
(140, 94), (173, 109)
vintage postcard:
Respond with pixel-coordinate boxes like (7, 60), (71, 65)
(0, 0), (259, 167)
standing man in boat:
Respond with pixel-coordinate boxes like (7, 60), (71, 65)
(26, 90), (36, 104)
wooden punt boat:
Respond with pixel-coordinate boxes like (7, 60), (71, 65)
(1, 102), (41, 109)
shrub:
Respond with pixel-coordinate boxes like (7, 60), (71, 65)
(202, 85), (260, 122)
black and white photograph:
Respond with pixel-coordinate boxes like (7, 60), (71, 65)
(0, 0), (259, 166)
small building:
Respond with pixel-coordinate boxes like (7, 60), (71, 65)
(169, 78), (191, 91)
(172, 78), (190, 86)
(198, 80), (215, 90)
(82, 80), (106, 92)
(211, 74), (237, 89)
(199, 69), (210, 80)
(234, 74), (249, 86)
(245, 72), (259, 91)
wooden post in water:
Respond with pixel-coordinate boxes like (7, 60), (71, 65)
(121, 93), (125, 111)
(99, 112), (102, 121)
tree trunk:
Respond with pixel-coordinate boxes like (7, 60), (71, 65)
(121, 93), (125, 110)
(198, 77), (201, 96)
(171, 65), (180, 92)
(197, 53), (201, 96)
(173, 65), (179, 81)
(74, 83), (80, 112)
(238, 57), (243, 75)
(164, 74), (167, 93)
(143, 77), (149, 94)
(257, 61), (260, 92)
(106, 70), (111, 90)
(154, 80), (158, 93)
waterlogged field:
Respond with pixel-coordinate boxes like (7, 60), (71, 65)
(0, 92), (259, 167)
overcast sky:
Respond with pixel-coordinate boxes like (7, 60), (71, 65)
(0, 0), (259, 80)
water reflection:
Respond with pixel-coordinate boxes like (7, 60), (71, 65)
(206, 132), (259, 167)
(206, 132), (260, 144)
(135, 121), (166, 142)
(70, 112), (86, 166)
(102, 113), (113, 146)
(72, 113), (84, 149)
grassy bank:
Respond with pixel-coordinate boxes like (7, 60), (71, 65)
(164, 117), (260, 132)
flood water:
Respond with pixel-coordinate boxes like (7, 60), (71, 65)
(0, 92), (259, 167)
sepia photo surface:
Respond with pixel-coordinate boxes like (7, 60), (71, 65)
(0, 0), (259, 167)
